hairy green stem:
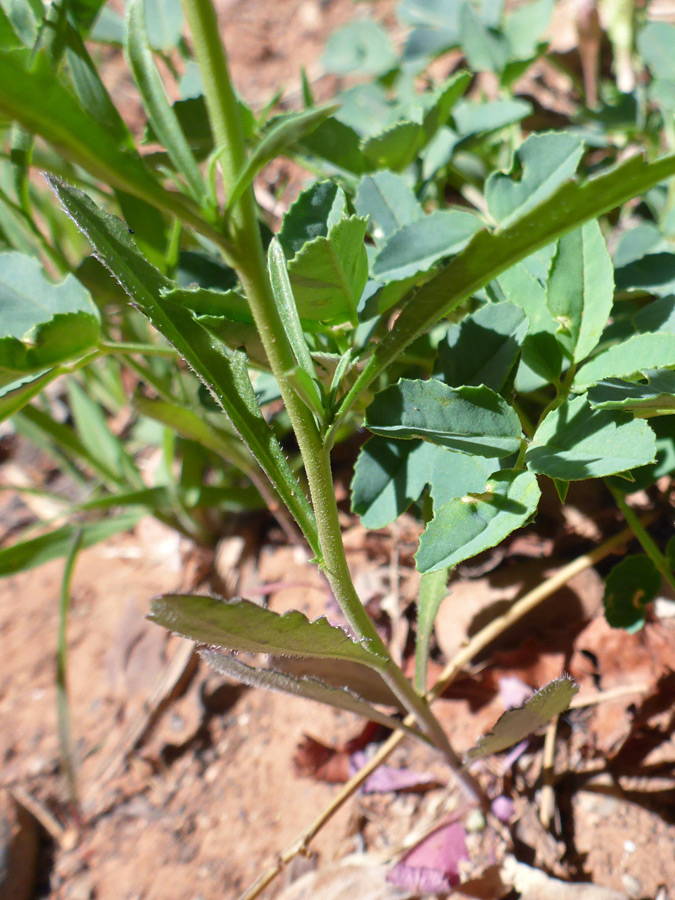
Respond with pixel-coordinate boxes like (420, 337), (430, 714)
(181, 0), (473, 783)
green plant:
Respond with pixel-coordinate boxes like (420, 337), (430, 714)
(1, 0), (675, 840)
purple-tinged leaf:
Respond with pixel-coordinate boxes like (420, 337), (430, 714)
(387, 820), (468, 892)
(350, 751), (442, 794)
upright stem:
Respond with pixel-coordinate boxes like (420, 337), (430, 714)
(181, 0), (471, 777)
(607, 482), (675, 591)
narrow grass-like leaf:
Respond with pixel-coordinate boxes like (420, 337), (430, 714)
(0, 52), (220, 243)
(66, 378), (143, 487)
(526, 394), (657, 479)
(126, 0), (204, 199)
(50, 179), (320, 555)
(15, 402), (126, 486)
(415, 567), (449, 694)
(467, 675), (579, 759)
(416, 470), (541, 573)
(267, 237), (317, 383)
(149, 595), (388, 667)
(133, 394), (255, 470)
(365, 379), (522, 457)
(0, 371), (59, 422)
(0, 510), (143, 576)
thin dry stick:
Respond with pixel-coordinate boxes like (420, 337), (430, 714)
(238, 521), (649, 900)
(539, 715), (559, 828)
(569, 682), (650, 709)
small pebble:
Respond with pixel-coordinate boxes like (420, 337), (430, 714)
(465, 809), (485, 833)
(623, 839), (636, 854)
(622, 873), (642, 898)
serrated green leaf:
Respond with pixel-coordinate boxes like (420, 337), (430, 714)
(546, 221), (614, 363)
(453, 97), (532, 138)
(226, 105), (338, 212)
(428, 446), (499, 506)
(603, 555), (661, 632)
(615, 252), (675, 297)
(279, 181), (346, 258)
(200, 651), (422, 737)
(144, 0), (182, 51)
(287, 215), (368, 323)
(588, 371), (675, 416)
(486, 132), (584, 227)
(421, 71), (471, 141)
(637, 21), (675, 81)
(149, 595), (387, 667)
(526, 394), (657, 479)
(372, 209), (482, 283)
(297, 116), (367, 174)
(351, 437), (435, 529)
(503, 0), (553, 60)
(467, 676), (579, 759)
(0, 510), (144, 577)
(361, 121), (423, 171)
(459, 1), (510, 72)
(606, 415), (675, 493)
(50, 179), (319, 556)
(0, 251), (99, 387)
(436, 300), (527, 390)
(366, 379), (522, 457)
(416, 469), (541, 573)
(355, 170), (423, 243)
(322, 19), (397, 76)
(575, 332), (675, 388)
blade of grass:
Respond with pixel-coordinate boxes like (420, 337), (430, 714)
(126, 0), (205, 201)
(57, 528), (83, 815)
